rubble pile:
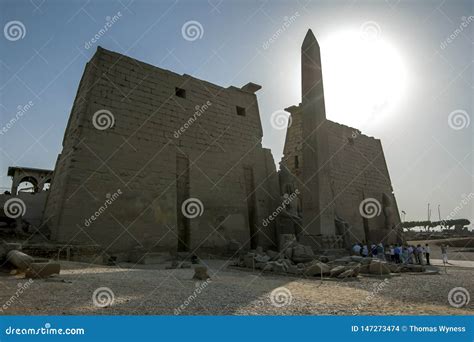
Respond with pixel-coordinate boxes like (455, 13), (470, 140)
(236, 244), (427, 279)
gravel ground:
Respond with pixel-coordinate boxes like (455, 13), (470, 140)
(0, 259), (472, 315)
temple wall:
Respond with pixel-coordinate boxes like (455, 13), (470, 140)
(280, 106), (401, 246)
(43, 47), (279, 254)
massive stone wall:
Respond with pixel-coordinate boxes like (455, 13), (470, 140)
(280, 105), (401, 246)
(44, 47), (279, 254)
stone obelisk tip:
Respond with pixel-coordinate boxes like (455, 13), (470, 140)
(302, 29), (318, 50)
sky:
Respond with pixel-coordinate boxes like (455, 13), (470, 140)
(0, 0), (472, 225)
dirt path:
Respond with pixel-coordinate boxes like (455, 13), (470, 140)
(0, 260), (472, 315)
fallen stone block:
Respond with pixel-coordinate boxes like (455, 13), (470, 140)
(329, 265), (347, 277)
(304, 262), (330, 276)
(369, 260), (390, 275)
(363, 257), (374, 264)
(255, 254), (270, 263)
(335, 256), (352, 262)
(243, 254), (255, 268)
(352, 265), (361, 276)
(266, 250), (279, 261)
(292, 244), (315, 263)
(338, 269), (354, 278)
(402, 264), (425, 272)
(272, 261), (287, 273)
(359, 263), (370, 274)
(388, 263), (402, 273)
(350, 256), (364, 263)
(25, 262), (60, 279)
(193, 266), (210, 280)
(7, 250), (34, 271)
(286, 265), (301, 275)
(319, 256), (330, 263)
(279, 233), (297, 251)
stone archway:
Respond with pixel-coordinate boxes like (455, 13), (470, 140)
(16, 176), (39, 193)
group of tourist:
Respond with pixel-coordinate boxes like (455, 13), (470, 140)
(351, 242), (447, 266)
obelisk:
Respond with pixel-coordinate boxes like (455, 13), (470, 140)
(301, 29), (335, 243)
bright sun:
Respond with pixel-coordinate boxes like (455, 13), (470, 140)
(320, 30), (408, 129)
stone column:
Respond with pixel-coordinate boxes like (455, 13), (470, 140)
(301, 29), (335, 244)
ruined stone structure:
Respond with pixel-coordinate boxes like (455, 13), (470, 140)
(37, 29), (401, 256)
(279, 31), (401, 249)
(7, 166), (53, 195)
(0, 167), (53, 229)
(43, 47), (280, 254)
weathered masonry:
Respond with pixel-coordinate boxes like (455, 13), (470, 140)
(41, 29), (401, 256)
(279, 30), (401, 249)
(43, 47), (280, 254)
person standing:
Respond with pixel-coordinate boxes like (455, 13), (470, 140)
(394, 245), (401, 263)
(371, 243), (378, 258)
(361, 244), (369, 257)
(352, 243), (361, 256)
(416, 244), (424, 265)
(377, 243), (385, 260)
(441, 244), (448, 264)
(384, 245), (390, 261)
(424, 244), (431, 265)
(407, 245), (414, 264)
(402, 246), (409, 264)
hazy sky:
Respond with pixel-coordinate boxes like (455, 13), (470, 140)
(0, 0), (472, 225)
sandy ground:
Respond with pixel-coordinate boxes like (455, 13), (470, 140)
(0, 259), (472, 316)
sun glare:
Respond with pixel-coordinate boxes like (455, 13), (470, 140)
(320, 30), (408, 129)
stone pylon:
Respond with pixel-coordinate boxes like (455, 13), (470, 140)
(301, 29), (335, 244)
